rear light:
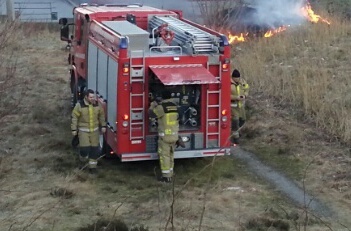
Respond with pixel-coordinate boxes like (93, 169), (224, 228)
(122, 63), (129, 74)
(221, 109), (228, 127)
(122, 114), (129, 127)
(222, 58), (230, 71)
(222, 63), (229, 69)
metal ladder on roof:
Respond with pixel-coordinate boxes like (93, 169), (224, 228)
(129, 50), (145, 140)
(148, 16), (219, 54)
(205, 63), (222, 148)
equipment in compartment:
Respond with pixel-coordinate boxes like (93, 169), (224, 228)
(148, 82), (201, 132)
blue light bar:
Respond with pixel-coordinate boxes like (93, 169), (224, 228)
(119, 37), (128, 49)
(219, 35), (229, 46)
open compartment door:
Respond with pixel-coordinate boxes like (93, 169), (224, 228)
(149, 64), (219, 85)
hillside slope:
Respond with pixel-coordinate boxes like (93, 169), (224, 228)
(0, 24), (350, 230)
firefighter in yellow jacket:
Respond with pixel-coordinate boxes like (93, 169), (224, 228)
(71, 89), (106, 173)
(148, 90), (179, 183)
(230, 69), (249, 144)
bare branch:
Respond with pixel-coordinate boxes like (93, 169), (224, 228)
(21, 200), (61, 231)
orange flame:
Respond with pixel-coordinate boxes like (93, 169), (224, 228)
(264, 26), (287, 38)
(301, 3), (330, 25)
(227, 32), (247, 44)
(226, 2), (330, 44)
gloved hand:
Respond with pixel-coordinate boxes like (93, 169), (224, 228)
(72, 131), (77, 136)
(101, 127), (106, 133)
(149, 101), (158, 109)
(175, 136), (186, 148)
(238, 95), (245, 100)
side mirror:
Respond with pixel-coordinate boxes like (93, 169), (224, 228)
(60, 25), (70, 41)
(59, 18), (74, 46)
(59, 17), (68, 26)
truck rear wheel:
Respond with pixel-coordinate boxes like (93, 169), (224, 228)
(99, 134), (115, 159)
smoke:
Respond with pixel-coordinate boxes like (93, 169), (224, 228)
(79, 0), (310, 28)
(245, 0), (307, 27)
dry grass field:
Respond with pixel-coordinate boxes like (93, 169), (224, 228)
(0, 18), (350, 231)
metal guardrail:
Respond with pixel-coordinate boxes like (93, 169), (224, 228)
(13, 1), (57, 22)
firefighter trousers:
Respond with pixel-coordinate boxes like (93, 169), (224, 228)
(157, 137), (176, 178)
(78, 130), (100, 169)
(231, 116), (246, 142)
(231, 107), (246, 139)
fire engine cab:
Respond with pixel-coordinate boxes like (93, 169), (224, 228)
(60, 3), (232, 161)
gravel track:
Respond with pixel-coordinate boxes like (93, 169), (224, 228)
(232, 146), (333, 218)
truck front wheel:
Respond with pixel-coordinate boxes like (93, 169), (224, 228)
(71, 83), (77, 108)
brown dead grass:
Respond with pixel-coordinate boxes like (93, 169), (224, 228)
(235, 19), (351, 143)
(235, 17), (351, 229)
(0, 20), (351, 231)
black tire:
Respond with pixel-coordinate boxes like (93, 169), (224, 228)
(71, 83), (77, 108)
(100, 134), (115, 159)
(70, 71), (75, 93)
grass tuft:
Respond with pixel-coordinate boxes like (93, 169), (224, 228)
(77, 219), (132, 231)
(50, 187), (74, 199)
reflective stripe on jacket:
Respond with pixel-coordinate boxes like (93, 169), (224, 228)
(152, 99), (179, 141)
(71, 99), (106, 132)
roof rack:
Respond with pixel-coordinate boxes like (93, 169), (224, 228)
(79, 3), (143, 8)
(80, 3), (98, 7)
(104, 4), (143, 7)
(149, 16), (220, 54)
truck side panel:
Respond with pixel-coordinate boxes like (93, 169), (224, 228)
(87, 41), (98, 91)
(87, 40), (118, 137)
(107, 58), (118, 131)
(97, 49), (108, 99)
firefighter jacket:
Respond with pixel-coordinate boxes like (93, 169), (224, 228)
(71, 98), (106, 133)
(149, 99), (179, 143)
(230, 78), (249, 109)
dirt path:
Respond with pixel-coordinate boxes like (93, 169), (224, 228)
(232, 146), (333, 218)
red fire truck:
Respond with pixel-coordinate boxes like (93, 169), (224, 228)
(59, 3), (232, 161)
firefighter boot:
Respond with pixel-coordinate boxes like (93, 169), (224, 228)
(232, 138), (240, 145)
(231, 131), (240, 145)
(78, 155), (89, 169)
(88, 168), (98, 175)
(88, 158), (98, 174)
(158, 176), (172, 183)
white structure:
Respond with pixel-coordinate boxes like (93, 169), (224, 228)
(0, 0), (228, 23)
(73, 0), (209, 24)
(1, 0), (75, 22)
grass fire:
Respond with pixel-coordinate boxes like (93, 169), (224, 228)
(217, 0), (331, 44)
